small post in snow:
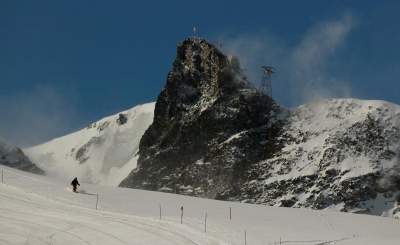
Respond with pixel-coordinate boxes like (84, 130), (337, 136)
(244, 230), (247, 245)
(180, 206), (184, 224)
(95, 193), (99, 210)
(204, 211), (207, 233)
(229, 207), (232, 220)
(159, 204), (162, 220)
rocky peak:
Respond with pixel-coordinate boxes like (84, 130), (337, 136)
(120, 38), (283, 197)
(157, 38), (250, 125)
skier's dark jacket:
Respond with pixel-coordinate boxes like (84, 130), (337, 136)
(71, 177), (80, 187)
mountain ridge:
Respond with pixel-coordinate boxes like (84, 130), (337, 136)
(25, 38), (400, 217)
(120, 38), (400, 216)
(25, 97), (400, 216)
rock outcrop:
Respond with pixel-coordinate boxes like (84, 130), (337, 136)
(0, 140), (44, 174)
(120, 38), (284, 198)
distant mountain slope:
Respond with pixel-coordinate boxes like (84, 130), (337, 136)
(25, 102), (154, 185)
(0, 139), (43, 174)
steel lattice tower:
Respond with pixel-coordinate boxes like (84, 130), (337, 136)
(260, 66), (275, 98)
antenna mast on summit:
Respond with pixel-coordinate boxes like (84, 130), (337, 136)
(192, 26), (199, 41)
(193, 26), (197, 36)
(260, 66), (275, 98)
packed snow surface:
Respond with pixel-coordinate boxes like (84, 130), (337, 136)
(25, 103), (155, 186)
(1, 166), (400, 245)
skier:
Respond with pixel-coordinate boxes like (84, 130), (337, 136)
(71, 177), (80, 193)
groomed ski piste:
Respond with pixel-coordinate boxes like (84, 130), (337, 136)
(0, 166), (399, 245)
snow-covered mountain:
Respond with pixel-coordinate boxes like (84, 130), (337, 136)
(242, 98), (400, 215)
(0, 139), (43, 174)
(120, 38), (400, 216)
(25, 102), (154, 185)
(24, 38), (400, 217)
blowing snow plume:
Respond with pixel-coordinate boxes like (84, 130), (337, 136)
(0, 84), (78, 148)
(219, 13), (355, 106)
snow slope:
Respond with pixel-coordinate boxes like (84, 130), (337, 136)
(1, 165), (400, 245)
(25, 103), (155, 186)
(275, 98), (400, 184)
(266, 98), (400, 186)
(243, 98), (400, 214)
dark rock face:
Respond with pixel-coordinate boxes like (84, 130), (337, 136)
(0, 142), (44, 174)
(117, 113), (128, 125)
(75, 136), (105, 164)
(120, 38), (284, 198)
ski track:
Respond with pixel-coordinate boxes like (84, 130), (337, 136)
(0, 169), (218, 244)
(0, 209), (127, 245)
(0, 193), (205, 245)
(0, 213), (92, 245)
(0, 185), (222, 245)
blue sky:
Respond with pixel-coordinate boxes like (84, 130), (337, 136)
(1, 0), (399, 146)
